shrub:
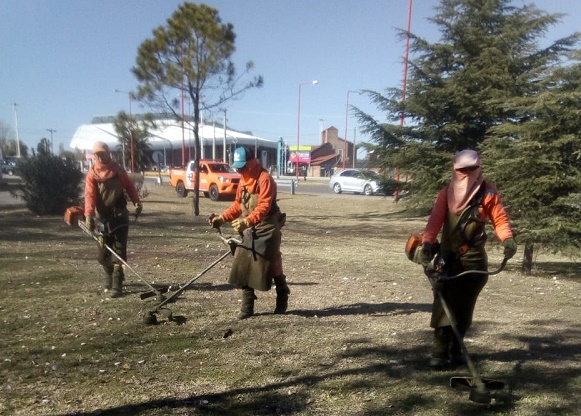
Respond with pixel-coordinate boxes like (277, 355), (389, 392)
(11, 154), (84, 215)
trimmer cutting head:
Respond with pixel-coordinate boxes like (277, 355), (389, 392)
(143, 311), (157, 325)
(143, 307), (173, 325)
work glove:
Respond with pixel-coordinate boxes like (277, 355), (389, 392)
(232, 217), (251, 233)
(208, 213), (225, 229)
(134, 202), (143, 217)
(502, 238), (517, 259)
(85, 216), (95, 232)
(419, 243), (434, 266)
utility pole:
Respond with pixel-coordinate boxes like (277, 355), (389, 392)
(12, 103), (21, 158)
(221, 108), (227, 162)
(46, 129), (57, 155)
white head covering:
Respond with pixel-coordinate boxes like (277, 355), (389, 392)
(447, 149), (484, 214)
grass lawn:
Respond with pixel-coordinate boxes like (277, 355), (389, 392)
(0, 180), (579, 415)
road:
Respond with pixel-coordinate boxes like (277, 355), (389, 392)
(0, 176), (23, 206)
(275, 177), (333, 195)
(1, 175), (388, 208)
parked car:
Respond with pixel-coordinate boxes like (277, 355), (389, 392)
(329, 169), (384, 196)
(1, 159), (16, 176)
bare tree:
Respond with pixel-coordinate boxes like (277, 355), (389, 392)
(132, 2), (263, 216)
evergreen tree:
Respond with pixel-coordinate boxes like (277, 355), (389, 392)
(482, 50), (581, 272)
(132, 2), (263, 216)
(11, 153), (84, 215)
(355, 0), (581, 271)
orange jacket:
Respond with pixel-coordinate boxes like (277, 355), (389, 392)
(422, 182), (513, 246)
(220, 158), (277, 226)
(84, 161), (140, 218)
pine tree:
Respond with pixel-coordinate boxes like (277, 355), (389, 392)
(482, 50), (581, 272)
(355, 0), (581, 271)
(131, 2), (263, 216)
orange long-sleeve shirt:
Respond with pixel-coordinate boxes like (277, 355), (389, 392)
(220, 158), (276, 226)
(84, 161), (140, 218)
(422, 182), (513, 246)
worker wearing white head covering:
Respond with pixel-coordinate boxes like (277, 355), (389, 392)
(447, 149), (484, 214)
(84, 140), (143, 298)
(418, 149), (517, 369)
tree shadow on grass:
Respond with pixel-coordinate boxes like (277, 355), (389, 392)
(48, 319), (580, 416)
(290, 301), (432, 318)
(55, 350), (511, 416)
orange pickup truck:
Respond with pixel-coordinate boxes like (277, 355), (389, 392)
(169, 160), (240, 201)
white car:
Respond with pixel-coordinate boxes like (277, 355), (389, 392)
(329, 169), (383, 196)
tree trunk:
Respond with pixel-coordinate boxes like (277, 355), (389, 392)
(192, 168), (200, 217)
(192, 97), (201, 217)
(521, 241), (534, 275)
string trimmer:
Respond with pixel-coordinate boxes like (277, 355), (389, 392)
(142, 228), (241, 325)
(77, 219), (169, 301)
(424, 255), (510, 404)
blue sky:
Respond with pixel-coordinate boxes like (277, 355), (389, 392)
(1, 0), (579, 154)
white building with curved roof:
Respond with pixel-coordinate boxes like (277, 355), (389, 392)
(69, 114), (280, 168)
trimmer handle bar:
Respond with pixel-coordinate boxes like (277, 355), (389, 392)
(426, 257), (509, 282)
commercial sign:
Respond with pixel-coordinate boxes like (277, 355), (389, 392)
(288, 145), (311, 163)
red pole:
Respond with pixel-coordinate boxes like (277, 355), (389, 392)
(343, 91), (350, 170)
(400, 0), (413, 128)
(129, 95), (134, 172)
(395, 0), (413, 199)
(181, 77), (185, 166)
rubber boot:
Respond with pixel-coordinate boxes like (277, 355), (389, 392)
(102, 265), (113, 290)
(430, 326), (451, 368)
(111, 264), (124, 298)
(273, 275), (290, 314)
(238, 287), (256, 320)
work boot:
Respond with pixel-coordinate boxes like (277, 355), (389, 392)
(102, 265), (113, 290)
(450, 336), (467, 366)
(273, 275), (290, 314)
(430, 327), (451, 369)
(111, 264), (124, 298)
(238, 287), (256, 320)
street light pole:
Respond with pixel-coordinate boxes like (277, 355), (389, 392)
(296, 80), (318, 179)
(46, 129), (56, 155)
(114, 89), (135, 172)
(352, 127), (357, 168)
(221, 108), (227, 162)
(12, 103), (21, 158)
(343, 90), (360, 170)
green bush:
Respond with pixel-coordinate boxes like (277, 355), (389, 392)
(11, 154), (84, 215)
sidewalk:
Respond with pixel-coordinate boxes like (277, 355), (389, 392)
(0, 190), (23, 207)
(0, 177), (24, 207)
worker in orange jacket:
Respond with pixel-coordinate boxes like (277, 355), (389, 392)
(210, 147), (288, 319)
(84, 141), (142, 298)
(419, 149), (517, 368)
